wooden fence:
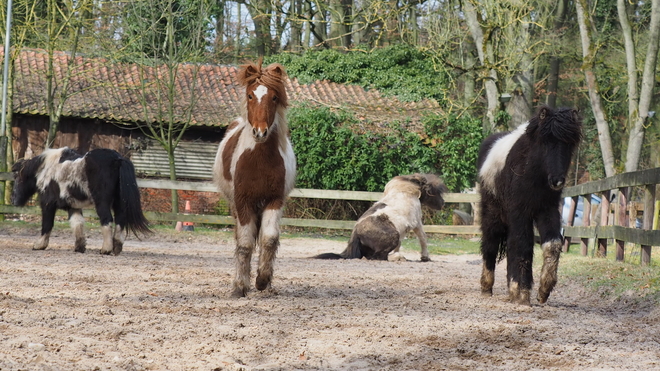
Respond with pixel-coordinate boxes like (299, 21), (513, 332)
(0, 172), (481, 235)
(561, 167), (660, 265)
(0, 168), (658, 264)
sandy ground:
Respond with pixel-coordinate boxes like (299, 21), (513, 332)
(0, 224), (659, 371)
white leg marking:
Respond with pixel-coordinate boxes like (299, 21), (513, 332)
(70, 212), (86, 253)
(34, 233), (50, 250)
(259, 208), (282, 244)
(256, 208), (282, 291)
(413, 225), (430, 261)
(233, 221), (258, 297)
(100, 224), (114, 254)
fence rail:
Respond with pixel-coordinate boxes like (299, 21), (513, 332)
(1, 168), (658, 264)
(561, 167), (660, 265)
(0, 173), (480, 235)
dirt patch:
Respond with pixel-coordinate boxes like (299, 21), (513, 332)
(0, 225), (658, 370)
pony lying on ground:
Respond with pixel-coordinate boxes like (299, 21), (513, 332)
(11, 147), (151, 255)
(313, 174), (447, 261)
(213, 60), (296, 297)
(477, 105), (582, 305)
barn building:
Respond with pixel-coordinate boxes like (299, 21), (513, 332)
(5, 47), (440, 214)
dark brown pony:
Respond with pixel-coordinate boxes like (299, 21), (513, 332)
(213, 60), (296, 297)
(477, 106), (582, 305)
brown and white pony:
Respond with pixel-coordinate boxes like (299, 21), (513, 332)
(213, 60), (296, 298)
(313, 174), (447, 261)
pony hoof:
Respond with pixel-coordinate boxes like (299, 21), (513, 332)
(511, 290), (531, 306)
(231, 287), (248, 298)
(420, 256), (431, 262)
(481, 289), (493, 297)
(32, 246), (47, 251)
(74, 245), (86, 253)
(537, 292), (550, 304)
(99, 249), (113, 255)
(112, 241), (123, 256)
(255, 275), (271, 291)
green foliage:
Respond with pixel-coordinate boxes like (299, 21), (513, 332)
(422, 113), (484, 192)
(289, 104), (483, 193)
(289, 104), (438, 192)
(266, 45), (450, 103)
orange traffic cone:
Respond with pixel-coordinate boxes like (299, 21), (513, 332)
(183, 200), (194, 231)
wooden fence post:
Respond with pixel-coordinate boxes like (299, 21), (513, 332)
(615, 187), (629, 261)
(581, 194), (591, 256)
(598, 190), (610, 258)
(641, 185), (656, 265)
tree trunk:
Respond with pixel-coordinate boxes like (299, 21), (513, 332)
(289, 0), (303, 52)
(313, 2), (327, 47)
(214, 1), (226, 53)
(575, 0), (616, 177)
(246, 0), (273, 56)
(168, 147), (179, 214)
(462, 0), (500, 132)
(546, 0), (568, 108)
(546, 57), (560, 108)
(624, 0), (660, 172)
(511, 20), (533, 127)
(329, 0), (351, 49)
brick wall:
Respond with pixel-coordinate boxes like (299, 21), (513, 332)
(140, 188), (229, 215)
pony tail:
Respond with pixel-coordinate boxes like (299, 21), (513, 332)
(118, 159), (152, 237)
(340, 230), (364, 259)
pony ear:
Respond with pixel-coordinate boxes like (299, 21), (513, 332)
(11, 159), (25, 173)
(243, 64), (260, 79)
(539, 107), (548, 122)
(265, 63), (287, 80)
(572, 109), (579, 122)
(238, 59), (263, 84)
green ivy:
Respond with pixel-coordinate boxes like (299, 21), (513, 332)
(422, 113), (484, 192)
(266, 45), (450, 104)
(288, 105), (482, 193)
(289, 104), (437, 192)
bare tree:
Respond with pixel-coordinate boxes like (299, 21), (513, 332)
(619, 0), (660, 172)
(123, 0), (210, 213)
(40, 0), (96, 148)
(461, 0), (501, 132)
(575, 0), (616, 177)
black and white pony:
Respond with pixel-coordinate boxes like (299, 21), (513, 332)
(314, 174), (447, 261)
(11, 147), (151, 255)
(477, 106), (582, 305)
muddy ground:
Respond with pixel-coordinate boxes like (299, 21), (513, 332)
(0, 223), (658, 370)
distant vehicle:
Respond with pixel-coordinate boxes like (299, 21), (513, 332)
(562, 194), (642, 228)
(561, 195), (601, 227)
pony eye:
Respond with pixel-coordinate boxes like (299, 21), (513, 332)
(272, 96), (277, 102)
(248, 94), (253, 100)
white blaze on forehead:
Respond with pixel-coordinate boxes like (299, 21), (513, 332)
(479, 122), (529, 195)
(253, 85), (268, 103)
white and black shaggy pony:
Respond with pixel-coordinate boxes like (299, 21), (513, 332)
(477, 106), (582, 305)
(11, 147), (151, 255)
(314, 174), (447, 261)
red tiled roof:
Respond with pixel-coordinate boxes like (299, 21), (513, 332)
(5, 47), (441, 127)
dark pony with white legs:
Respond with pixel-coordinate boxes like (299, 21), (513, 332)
(213, 60), (296, 298)
(477, 106), (582, 305)
(11, 147), (151, 255)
